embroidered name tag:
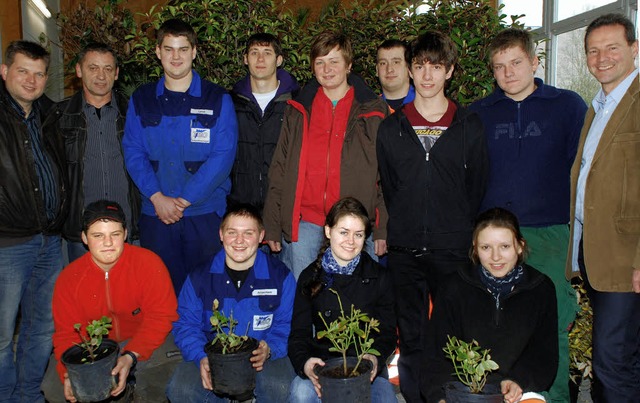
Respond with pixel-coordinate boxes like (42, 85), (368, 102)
(252, 288), (278, 296)
(190, 108), (213, 115)
(253, 314), (273, 331)
(191, 127), (210, 143)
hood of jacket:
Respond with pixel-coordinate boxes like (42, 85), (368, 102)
(232, 68), (299, 104)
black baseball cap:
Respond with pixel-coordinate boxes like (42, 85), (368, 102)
(82, 200), (127, 231)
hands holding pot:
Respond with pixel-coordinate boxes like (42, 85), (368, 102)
(362, 353), (378, 382)
(500, 379), (523, 403)
(199, 341), (271, 390)
(303, 357), (325, 398)
(63, 351), (137, 402)
(62, 373), (77, 402)
(110, 351), (138, 396)
(250, 340), (271, 371)
(200, 357), (213, 390)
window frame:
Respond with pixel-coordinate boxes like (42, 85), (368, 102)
(501, 0), (638, 86)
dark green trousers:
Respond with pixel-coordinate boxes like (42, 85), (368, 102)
(522, 225), (578, 403)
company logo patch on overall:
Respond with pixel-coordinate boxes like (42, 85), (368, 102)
(253, 314), (273, 331)
(191, 127), (210, 143)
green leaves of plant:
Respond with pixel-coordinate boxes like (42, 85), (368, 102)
(209, 299), (250, 354)
(317, 289), (380, 377)
(443, 335), (499, 394)
(73, 316), (112, 363)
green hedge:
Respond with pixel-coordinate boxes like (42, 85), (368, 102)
(58, 0), (522, 105)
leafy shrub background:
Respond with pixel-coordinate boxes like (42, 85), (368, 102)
(58, 0), (522, 105)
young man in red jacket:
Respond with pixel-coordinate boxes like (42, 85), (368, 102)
(43, 200), (179, 402)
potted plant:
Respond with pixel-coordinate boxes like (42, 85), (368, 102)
(442, 335), (503, 403)
(314, 289), (381, 403)
(204, 299), (258, 399)
(60, 316), (120, 402)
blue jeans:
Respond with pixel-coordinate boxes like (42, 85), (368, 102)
(280, 221), (377, 280)
(288, 375), (397, 403)
(167, 356), (295, 402)
(65, 240), (88, 264)
(0, 234), (62, 403)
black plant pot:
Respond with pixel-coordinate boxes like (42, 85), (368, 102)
(444, 381), (503, 403)
(205, 337), (259, 398)
(61, 339), (119, 402)
(315, 357), (373, 403)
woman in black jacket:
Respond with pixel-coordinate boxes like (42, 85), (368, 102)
(287, 197), (397, 403)
(423, 208), (558, 403)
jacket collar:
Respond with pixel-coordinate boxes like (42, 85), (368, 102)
(209, 249), (271, 280)
(458, 263), (545, 293)
(156, 69), (202, 98)
(63, 89), (128, 118)
(232, 68), (299, 103)
(478, 77), (562, 107)
(294, 73), (379, 109)
(382, 84), (416, 105)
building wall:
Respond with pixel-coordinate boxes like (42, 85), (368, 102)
(0, 1), (22, 61)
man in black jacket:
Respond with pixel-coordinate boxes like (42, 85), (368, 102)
(376, 31), (489, 402)
(0, 40), (67, 402)
(229, 33), (299, 213)
(54, 43), (140, 262)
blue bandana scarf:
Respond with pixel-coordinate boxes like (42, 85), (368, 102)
(321, 248), (361, 288)
(479, 264), (524, 309)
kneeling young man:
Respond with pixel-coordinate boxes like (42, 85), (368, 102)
(44, 200), (179, 402)
(168, 204), (296, 402)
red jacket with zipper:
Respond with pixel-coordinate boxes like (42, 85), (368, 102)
(264, 74), (389, 242)
(52, 244), (177, 382)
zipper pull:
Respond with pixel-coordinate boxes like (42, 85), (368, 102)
(105, 271), (109, 280)
(426, 153), (430, 161)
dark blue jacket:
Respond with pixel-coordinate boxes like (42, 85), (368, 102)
(173, 250), (296, 363)
(229, 69), (299, 212)
(123, 71), (238, 217)
(469, 78), (587, 226)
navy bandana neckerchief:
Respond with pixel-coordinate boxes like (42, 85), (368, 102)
(321, 248), (361, 289)
(479, 264), (524, 309)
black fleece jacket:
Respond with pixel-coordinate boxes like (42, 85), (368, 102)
(288, 252), (396, 378)
(422, 264), (559, 402)
(377, 105), (489, 251)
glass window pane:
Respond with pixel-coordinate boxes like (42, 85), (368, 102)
(557, 0), (616, 21)
(555, 28), (600, 103)
(535, 42), (545, 80)
(499, 0), (543, 28)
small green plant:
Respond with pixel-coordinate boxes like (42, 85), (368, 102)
(443, 335), (499, 393)
(73, 316), (112, 363)
(316, 289), (380, 377)
(209, 299), (251, 354)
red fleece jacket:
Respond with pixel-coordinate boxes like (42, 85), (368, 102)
(300, 87), (354, 225)
(52, 244), (177, 382)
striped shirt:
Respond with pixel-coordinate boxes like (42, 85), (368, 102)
(82, 96), (132, 229)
